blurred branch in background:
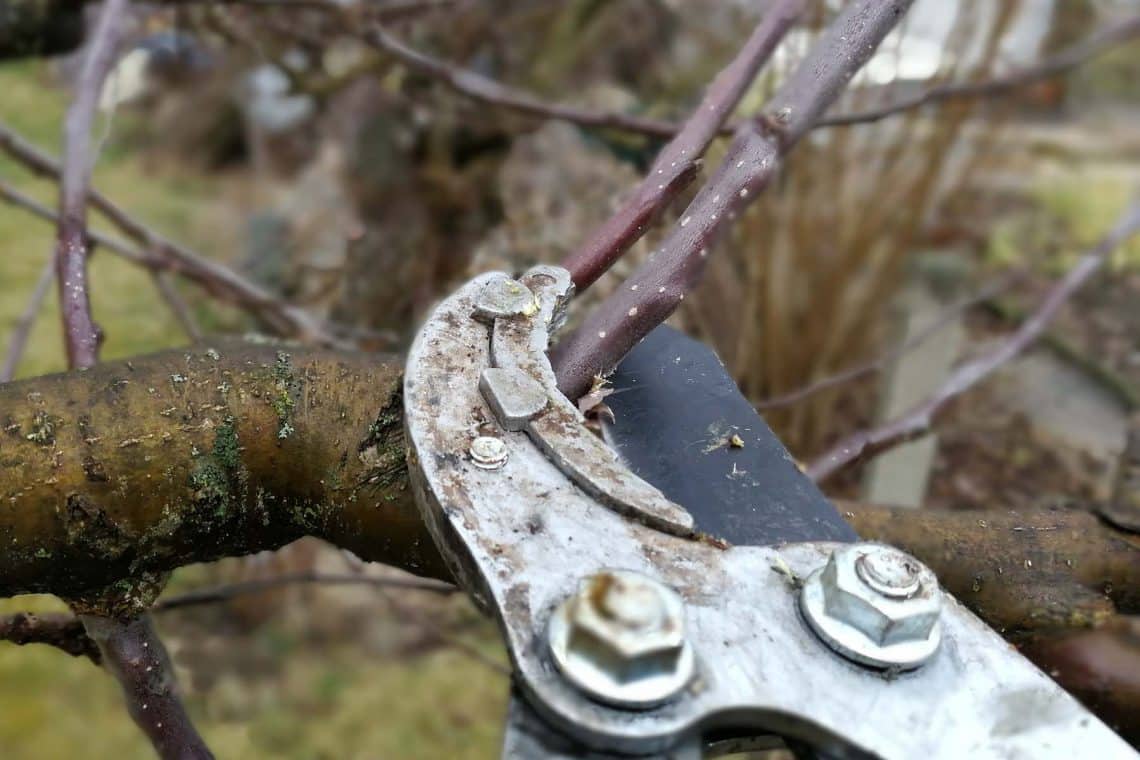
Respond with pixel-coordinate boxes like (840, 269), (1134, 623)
(0, 572), (457, 665)
(821, 12), (1140, 127)
(809, 196), (1140, 483)
(756, 272), (1020, 410)
(0, 122), (381, 348)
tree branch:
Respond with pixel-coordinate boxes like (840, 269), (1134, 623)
(756, 273), (1019, 410)
(0, 611), (102, 663)
(807, 196), (1140, 483)
(551, 0), (917, 400)
(819, 13), (1140, 128)
(841, 501), (1138, 636)
(0, 256), (55, 383)
(0, 341), (448, 600)
(0, 572), (455, 665)
(559, 0), (806, 291)
(152, 571), (456, 612)
(1, 342), (1133, 631)
(0, 123), (357, 348)
(361, 25), (682, 139)
(55, 0), (129, 370)
(80, 614), (214, 760)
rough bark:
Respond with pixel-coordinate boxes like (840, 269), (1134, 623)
(0, 340), (447, 601)
(1, 344), (1135, 639)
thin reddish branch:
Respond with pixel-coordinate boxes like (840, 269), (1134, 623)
(355, 13), (1140, 148)
(362, 25), (681, 139)
(0, 257), (55, 383)
(55, 0), (129, 369)
(149, 271), (204, 343)
(807, 197), (1140, 483)
(552, 0), (917, 400)
(152, 571), (457, 611)
(2, 180), (200, 346)
(80, 614), (215, 760)
(819, 13), (1140, 127)
(0, 124), (370, 348)
(756, 274), (1020, 410)
(560, 0), (806, 292)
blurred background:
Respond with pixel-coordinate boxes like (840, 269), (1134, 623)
(1, 0), (1138, 756)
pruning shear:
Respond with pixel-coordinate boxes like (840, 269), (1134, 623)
(403, 266), (1135, 759)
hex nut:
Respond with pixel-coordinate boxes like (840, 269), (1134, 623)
(800, 543), (942, 669)
(548, 570), (694, 709)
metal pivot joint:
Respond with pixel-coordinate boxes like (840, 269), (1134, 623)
(403, 266), (1135, 758)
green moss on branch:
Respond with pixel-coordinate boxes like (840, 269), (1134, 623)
(0, 341), (447, 599)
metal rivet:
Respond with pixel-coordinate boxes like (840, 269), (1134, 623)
(547, 570), (694, 709)
(469, 436), (508, 469)
(472, 277), (538, 323)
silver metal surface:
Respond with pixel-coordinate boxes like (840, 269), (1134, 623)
(487, 268), (695, 536)
(404, 269), (1137, 759)
(472, 275), (539, 322)
(469, 435), (508, 470)
(480, 367), (548, 431)
(548, 570), (695, 709)
(800, 543), (942, 670)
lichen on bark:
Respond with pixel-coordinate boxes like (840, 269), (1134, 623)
(0, 340), (448, 600)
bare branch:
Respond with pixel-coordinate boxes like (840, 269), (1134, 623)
(149, 271), (203, 343)
(820, 14), (1140, 128)
(376, 588), (510, 676)
(1, 572), (455, 666)
(0, 611), (102, 663)
(357, 12), (1140, 152)
(362, 25), (680, 139)
(80, 614), (214, 760)
(560, 0), (806, 292)
(0, 123), (371, 348)
(55, 0), (129, 369)
(552, 0), (917, 401)
(808, 197), (1140, 483)
(756, 274), (1020, 410)
(153, 572), (457, 612)
(0, 180), (148, 264)
(0, 257), (55, 382)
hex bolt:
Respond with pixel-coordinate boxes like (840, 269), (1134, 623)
(547, 570), (695, 709)
(799, 543), (943, 670)
(855, 550), (921, 600)
(469, 436), (508, 470)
